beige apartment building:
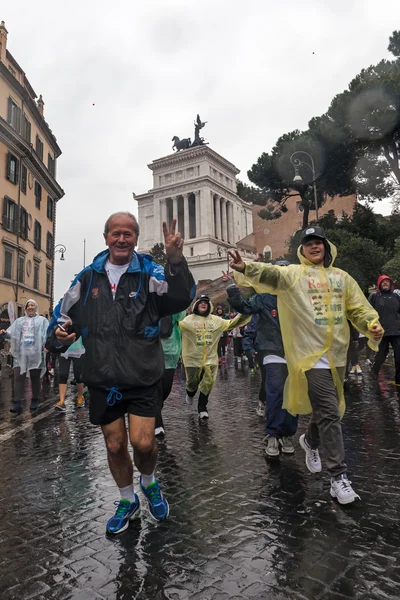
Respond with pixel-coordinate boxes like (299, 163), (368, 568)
(0, 21), (64, 324)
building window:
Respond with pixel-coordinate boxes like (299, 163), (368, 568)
(8, 66), (16, 77)
(47, 196), (54, 221)
(33, 262), (40, 290)
(46, 232), (53, 258)
(19, 206), (28, 240)
(34, 220), (42, 251)
(48, 154), (55, 177)
(46, 269), (51, 295)
(4, 249), (13, 279)
(17, 255), (25, 284)
(35, 135), (44, 161)
(2, 197), (18, 233)
(22, 115), (31, 143)
(35, 181), (42, 208)
(7, 97), (21, 133)
(21, 165), (27, 194)
(6, 153), (19, 185)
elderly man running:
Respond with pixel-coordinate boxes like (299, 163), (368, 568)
(50, 212), (195, 533)
(228, 226), (383, 504)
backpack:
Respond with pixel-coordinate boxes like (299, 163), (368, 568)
(159, 315), (173, 339)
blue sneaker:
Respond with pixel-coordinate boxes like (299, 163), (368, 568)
(140, 477), (169, 521)
(106, 495), (141, 534)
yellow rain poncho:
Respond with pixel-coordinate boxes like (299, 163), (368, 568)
(234, 242), (382, 417)
(179, 301), (250, 395)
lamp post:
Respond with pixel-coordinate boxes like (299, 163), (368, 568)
(290, 151), (319, 221)
(50, 244), (67, 315)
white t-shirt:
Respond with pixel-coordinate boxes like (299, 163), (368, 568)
(263, 355), (287, 365)
(105, 260), (130, 300)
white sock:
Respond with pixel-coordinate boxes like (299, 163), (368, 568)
(141, 473), (155, 488)
(119, 484), (135, 503)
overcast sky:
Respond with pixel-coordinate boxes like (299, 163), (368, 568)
(3, 0), (400, 299)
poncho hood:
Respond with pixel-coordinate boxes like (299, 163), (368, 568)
(297, 239), (337, 268)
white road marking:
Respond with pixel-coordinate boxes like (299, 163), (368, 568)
(0, 407), (55, 443)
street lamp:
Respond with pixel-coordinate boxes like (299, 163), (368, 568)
(54, 244), (66, 261)
(290, 151), (319, 221)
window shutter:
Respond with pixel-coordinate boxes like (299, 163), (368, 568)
(15, 158), (19, 185)
(16, 106), (21, 133)
(6, 152), (11, 180)
(2, 197), (8, 229)
(7, 97), (12, 124)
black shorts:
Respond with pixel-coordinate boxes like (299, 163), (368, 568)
(88, 381), (162, 426)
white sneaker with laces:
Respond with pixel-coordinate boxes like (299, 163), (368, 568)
(279, 436), (295, 454)
(355, 364), (362, 374)
(330, 474), (360, 504)
(349, 367), (356, 374)
(256, 402), (265, 417)
(299, 434), (322, 473)
(155, 427), (165, 437)
(199, 411), (209, 420)
(264, 435), (280, 457)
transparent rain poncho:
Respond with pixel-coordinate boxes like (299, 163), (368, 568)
(7, 299), (49, 375)
(234, 242), (381, 417)
(179, 300), (251, 395)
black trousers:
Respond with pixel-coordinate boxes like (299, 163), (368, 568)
(233, 338), (243, 357)
(244, 349), (255, 369)
(155, 368), (175, 429)
(372, 335), (400, 383)
(217, 337), (226, 358)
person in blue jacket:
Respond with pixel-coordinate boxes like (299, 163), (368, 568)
(224, 263), (298, 458)
(49, 213), (195, 534)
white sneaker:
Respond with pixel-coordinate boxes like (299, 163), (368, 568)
(349, 367), (356, 374)
(365, 358), (372, 366)
(279, 436), (295, 455)
(256, 402), (265, 417)
(199, 411), (209, 420)
(299, 434), (322, 473)
(354, 364), (362, 374)
(155, 427), (165, 437)
(264, 435), (280, 457)
(330, 475), (360, 504)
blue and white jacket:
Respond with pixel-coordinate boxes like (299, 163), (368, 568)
(49, 249), (195, 390)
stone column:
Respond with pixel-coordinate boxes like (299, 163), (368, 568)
(184, 193), (190, 240)
(159, 198), (167, 238)
(221, 198), (228, 242)
(228, 202), (234, 244)
(195, 190), (201, 237)
(172, 196), (178, 222)
(215, 195), (222, 240)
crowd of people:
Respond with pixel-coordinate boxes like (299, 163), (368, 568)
(4, 214), (400, 534)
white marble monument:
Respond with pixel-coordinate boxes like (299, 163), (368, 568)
(134, 145), (254, 281)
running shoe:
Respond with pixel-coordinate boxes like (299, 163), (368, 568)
(279, 436), (295, 454)
(330, 475), (360, 504)
(365, 358), (372, 366)
(140, 477), (169, 521)
(256, 402), (265, 417)
(264, 435), (279, 457)
(10, 400), (22, 414)
(76, 396), (84, 408)
(30, 398), (39, 411)
(250, 368), (255, 374)
(155, 426), (165, 437)
(199, 411), (209, 419)
(354, 364), (362, 374)
(299, 434), (322, 473)
(185, 394), (194, 405)
(349, 367), (356, 374)
(106, 496), (141, 534)
(56, 400), (66, 412)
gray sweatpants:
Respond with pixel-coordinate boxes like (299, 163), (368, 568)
(305, 368), (347, 478)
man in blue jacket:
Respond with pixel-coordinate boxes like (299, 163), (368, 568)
(51, 212), (195, 533)
(224, 263), (298, 458)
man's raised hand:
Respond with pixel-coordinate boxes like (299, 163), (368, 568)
(55, 320), (76, 345)
(163, 219), (183, 265)
(222, 270), (233, 282)
(228, 250), (245, 273)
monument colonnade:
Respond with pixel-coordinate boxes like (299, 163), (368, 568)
(158, 191), (235, 244)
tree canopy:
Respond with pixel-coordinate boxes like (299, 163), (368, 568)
(243, 29), (400, 225)
(149, 242), (167, 266)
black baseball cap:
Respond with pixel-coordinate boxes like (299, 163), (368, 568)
(300, 226), (327, 244)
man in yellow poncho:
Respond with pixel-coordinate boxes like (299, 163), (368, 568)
(229, 225), (383, 505)
(179, 294), (250, 420)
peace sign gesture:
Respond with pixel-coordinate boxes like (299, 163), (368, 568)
(163, 219), (184, 265)
(221, 270), (233, 282)
(228, 250), (246, 273)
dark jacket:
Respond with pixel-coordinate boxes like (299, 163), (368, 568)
(227, 285), (284, 358)
(48, 249), (196, 389)
(368, 275), (400, 337)
(242, 314), (259, 351)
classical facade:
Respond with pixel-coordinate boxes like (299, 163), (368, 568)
(135, 145), (254, 280)
(0, 21), (64, 322)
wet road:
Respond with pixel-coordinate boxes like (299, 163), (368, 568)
(1, 353), (400, 600)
